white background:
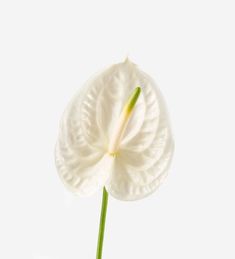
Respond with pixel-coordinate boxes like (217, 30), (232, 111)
(0, 0), (235, 258)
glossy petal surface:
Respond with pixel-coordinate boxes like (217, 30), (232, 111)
(55, 59), (174, 200)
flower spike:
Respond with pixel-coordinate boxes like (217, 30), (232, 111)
(108, 87), (141, 156)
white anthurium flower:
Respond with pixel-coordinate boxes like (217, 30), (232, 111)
(55, 59), (174, 201)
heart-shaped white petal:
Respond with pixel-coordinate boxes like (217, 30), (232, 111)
(55, 59), (174, 200)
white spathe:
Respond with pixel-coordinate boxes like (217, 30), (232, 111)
(55, 59), (174, 201)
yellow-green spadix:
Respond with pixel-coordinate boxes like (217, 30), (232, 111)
(108, 87), (141, 156)
(55, 59), (174, 201)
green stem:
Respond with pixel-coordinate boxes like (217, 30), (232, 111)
(96, 187), (109, 259)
